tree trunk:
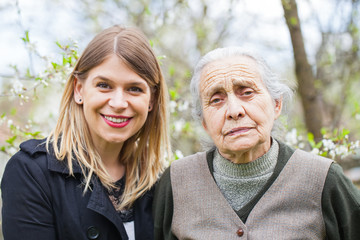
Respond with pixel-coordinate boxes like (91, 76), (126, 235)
(281, 0), (324, 140)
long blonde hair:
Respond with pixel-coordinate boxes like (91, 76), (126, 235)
(46, 25), (170, 209)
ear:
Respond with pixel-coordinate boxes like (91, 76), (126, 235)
(148, 99), (154, 112)
(274, 97), (283, 119)
(202, 118), (208, 132)
(148, 88), (156, 112)
(74, 77), (83, 105)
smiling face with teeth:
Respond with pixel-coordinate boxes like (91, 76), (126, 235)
(74, 54), (153, 152)
(200, 56), (282, 164)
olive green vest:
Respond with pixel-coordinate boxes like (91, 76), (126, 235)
(170, 149), (333, 239)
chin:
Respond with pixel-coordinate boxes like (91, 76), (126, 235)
(104, 137), (127, 144)
(229, 139), (257, 150)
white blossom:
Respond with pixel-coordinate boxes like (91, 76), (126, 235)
(174, 119), (185, 133)
(322, 139), (335, 151)
(311, 148), (320, 155)
(335, 145), (349, 156)
(175, 150), (184, 159)
(7, 119), (13, 127)
(0, 115), (7, 125)
(178, 101), (189, 111)
(12, 80), (24, 94)
(8, 147), (18, 156)
(169, 100), (177, 113)
(328, 150), (336, 159)
(40, 78), (49, 87)
(285, 128), (298, 146)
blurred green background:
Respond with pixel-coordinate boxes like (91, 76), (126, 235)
(1, 0), (360, 238)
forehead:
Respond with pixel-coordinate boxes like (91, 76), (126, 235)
(200, 56), (262, 91)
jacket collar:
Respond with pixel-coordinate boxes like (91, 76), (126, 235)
(20, 138), (83, 174)
(20, 139), (154, 239)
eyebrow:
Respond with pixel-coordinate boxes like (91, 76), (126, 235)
(203, 83), (223, 97)
(92, 75), (112, 82)
(232, 78), (256, 88)
(203, 78), (257, 97)
(92, 75), (148, 86)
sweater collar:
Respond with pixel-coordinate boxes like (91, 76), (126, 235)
(213, 138), (279, 178)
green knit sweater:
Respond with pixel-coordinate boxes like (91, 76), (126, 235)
(213, 140), (278, 211)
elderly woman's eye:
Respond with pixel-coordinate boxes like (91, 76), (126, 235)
(210, 97), (222, 104)
(242, 88), (254, 96)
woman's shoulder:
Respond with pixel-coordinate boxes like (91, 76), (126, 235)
(1, 138), (53, 191)
(19, 138), (48, 154)
(4, 138), (71, 176)
(6, 138), (49, 170)
(10, 138), (79, 175)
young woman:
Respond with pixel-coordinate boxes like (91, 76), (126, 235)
(1, 25), (170, 240)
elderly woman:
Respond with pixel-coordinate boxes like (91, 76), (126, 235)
(153, 47), (360, 239)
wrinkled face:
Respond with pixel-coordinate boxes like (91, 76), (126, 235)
(74, 54), (153, 150)
(200, 56), (282, 160)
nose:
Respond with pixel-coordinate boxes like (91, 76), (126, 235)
(108, 90), (128, 109)
(226, 94), (245, 120)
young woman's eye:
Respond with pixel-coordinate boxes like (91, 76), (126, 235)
(96, 82), (110, 89)
(129, 86), (143, 93)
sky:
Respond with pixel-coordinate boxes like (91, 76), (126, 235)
(0, 0), (349, 95)
(0, 0), (329, 77)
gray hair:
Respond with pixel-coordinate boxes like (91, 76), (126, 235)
(190, 47), (294, 122)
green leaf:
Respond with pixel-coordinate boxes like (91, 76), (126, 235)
(51, 62), (59, 69)
(56, 41), (62, 49)
(339, 128), (350, 140)
(169, 65), (175, 77)
(320, 151), (328, 157)
(320, 127), (327, 136)
(10, 108), (17, 115)
(307, 132), (315, 147)
(25, 30), (30, 42)
(21, 30), (30, 43)
(289, 17), (298, 26)
(169, 89), (178, 100)
(149, 39), (154, 48)
(183, 122), (191, 132)
(6, 136), (17, 145)
(184, 70), (191, 79)
(157, 55), (166, 65)
(25, 68), (32, 78)
(315, 141), (323, 149)
(144, 6), (151, 15)
(26, 131), (41, 137)
(63, 56), (69, 65)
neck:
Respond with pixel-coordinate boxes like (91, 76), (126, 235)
(96, 142), (125, 181)
(220, 140), (272, 164)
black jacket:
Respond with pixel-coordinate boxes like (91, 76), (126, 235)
(1, 139), (154, 240)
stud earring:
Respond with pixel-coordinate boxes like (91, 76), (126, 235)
(79, 99), (82, 102)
